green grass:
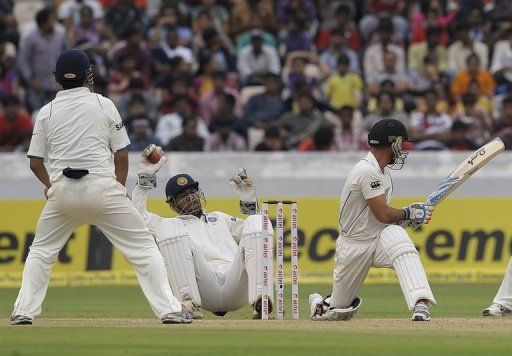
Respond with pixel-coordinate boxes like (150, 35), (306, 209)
(1, 284), (511, 355)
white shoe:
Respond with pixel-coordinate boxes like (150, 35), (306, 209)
(309, 293), (362, 321)
(182, 300), (203, 320)
(309, 293), (325, 317)
(412, 301), (431, 321)
(11, 315), (33, 325)
(482, 303), (511, 317)
(161, 308), (193, 324)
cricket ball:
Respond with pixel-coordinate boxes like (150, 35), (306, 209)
(148, 151), (160, 164)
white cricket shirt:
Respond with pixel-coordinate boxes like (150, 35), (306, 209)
(338, 151), (392, 241)
(28, 87), (130, 183)
(132, 185), (247, 272)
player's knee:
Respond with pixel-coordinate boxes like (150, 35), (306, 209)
(380, 225), (417, 261)
(28, 246), (60, 264)
(242, 214), (273, 236)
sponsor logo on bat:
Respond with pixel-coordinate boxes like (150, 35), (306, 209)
(467, 148), (486, 166)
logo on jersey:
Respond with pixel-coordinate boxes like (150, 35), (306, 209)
(370, 181), (381, 189)
(207, 217), (217, 223)
(177, 177), (188, 186)
(115, 122), (125, 131)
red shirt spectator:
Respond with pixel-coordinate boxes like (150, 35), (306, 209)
(0, 95), (32, 151)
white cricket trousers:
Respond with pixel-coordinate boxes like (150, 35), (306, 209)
(160, 215), (270, 312)
(493, 256), (512, 309)
(12, 175), (182, 320)
(330, 225), (436, 311)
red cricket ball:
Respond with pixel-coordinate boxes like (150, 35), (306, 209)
(148, 151), (160, 164)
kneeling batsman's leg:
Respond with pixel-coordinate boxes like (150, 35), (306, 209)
(239, 215), (274, 307)
(156, 220), (203, 318)
(378, 225), (436, 311)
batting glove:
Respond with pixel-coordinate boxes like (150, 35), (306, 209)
(229, 168), (257, 215)
(137, 144), (167, 188)
(402, 202), (434, 225)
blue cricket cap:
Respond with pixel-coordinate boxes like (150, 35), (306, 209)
(165, 174), (199, 201)
(55, 49), (91, 82)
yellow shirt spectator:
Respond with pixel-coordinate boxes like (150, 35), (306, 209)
(325, 72), (363, 109)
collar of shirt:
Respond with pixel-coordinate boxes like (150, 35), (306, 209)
(56, 87), (91, 98)
(366, 151), (386, 174)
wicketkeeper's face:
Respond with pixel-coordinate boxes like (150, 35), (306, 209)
(170, 187), (202, 216)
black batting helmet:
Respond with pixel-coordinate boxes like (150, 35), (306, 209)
(368, 119), (409, 147)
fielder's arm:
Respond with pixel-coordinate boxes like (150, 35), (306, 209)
(132, 185), (162, 235)
(29, 157), (51, 189)
(114, 148), (129, 186)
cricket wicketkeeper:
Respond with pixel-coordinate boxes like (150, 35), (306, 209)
(132, 144), (274, 319)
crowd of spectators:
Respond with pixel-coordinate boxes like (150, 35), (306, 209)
(2, 0), (512, 153)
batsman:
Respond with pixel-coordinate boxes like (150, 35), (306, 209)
(133, 144), (274, 319)
(309, 119), (437, 321)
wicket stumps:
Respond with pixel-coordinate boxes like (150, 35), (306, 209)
(261, 200), (299, 320)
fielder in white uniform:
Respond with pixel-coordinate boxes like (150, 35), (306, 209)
(11, 49), (191, 325)
(309, 119), (437, 321)
(133, 145), (273, 319)
(482, 258), (512, 316)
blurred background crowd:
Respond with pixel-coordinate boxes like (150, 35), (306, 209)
(2, 0), (512, 153)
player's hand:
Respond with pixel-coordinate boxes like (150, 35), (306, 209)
(229, 168), (258, 215)
(137, 144), (167, 188)
(402, 202), (434, 225)
(139, 144), (167, 173)
(229, 168), (256, 202)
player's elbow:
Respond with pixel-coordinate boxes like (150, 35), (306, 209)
(29, 157), (44, 173)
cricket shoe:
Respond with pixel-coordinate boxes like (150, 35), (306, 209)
(11, 315), (33, 325)
(412, 301), (431, 321)
(161, 308), (193, 324)
(252, 295), (274, 319)
(309, 293), (362, 321)
(182, 299), (204, 320)
(482, 303), (512, 317)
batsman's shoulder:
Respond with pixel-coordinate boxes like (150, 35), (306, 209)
(353, 159), (382, 178)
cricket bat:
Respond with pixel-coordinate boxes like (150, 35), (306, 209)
(408, 137), (505, 229)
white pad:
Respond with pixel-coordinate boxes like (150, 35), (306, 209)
(157, 219), (201, 305)
(242, 214), (274, 236)
(240, 215), (273, 305)
(380, 225), (436, 310)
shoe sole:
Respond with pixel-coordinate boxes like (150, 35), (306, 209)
(412, 315), (430, 321)
(11, 320), (32, 325)
(162, 318), (192, 324)
(482, 311), (510, 317)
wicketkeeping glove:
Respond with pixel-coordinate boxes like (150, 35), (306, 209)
(229, 168), (257, 215)
(402, 202), (434, 225)
(137, 144), (167, 188)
